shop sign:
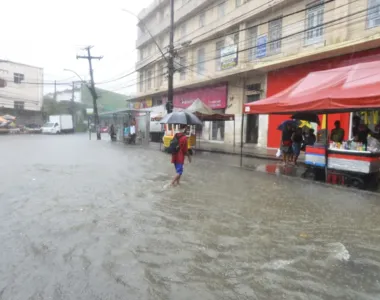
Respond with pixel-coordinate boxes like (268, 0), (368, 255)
(256, 35), (267, 59)
(163, 84), (227, 109)
(221, 45), (238, 70)
(133, 98), (153, 109)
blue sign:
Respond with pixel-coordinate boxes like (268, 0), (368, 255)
(256, 35), (267, 59)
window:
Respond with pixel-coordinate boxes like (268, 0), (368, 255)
(368, 0), (380, 28)
(233, 32), (239, 44)
(139, 73), (144, 92)
(305, 1), (324, 44)
(218, 2), (226, 18)
(215, 40), (225, 71)
(247, 26), (258, 61)
(199, 12), (205, 27)
(147, 70), (152, 90)
(268, 18), (282, 54)
(197, 48), (205, 75)
(180, 22), (187, 38)
(14, 101), (24, 110)
(236, 0), (242, 7)
(14, 73), (24, 84)
(180, 55), (187, 80)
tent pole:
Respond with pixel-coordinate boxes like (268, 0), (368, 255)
(240, 113), (244, 167)
(325, 113), (329, 183)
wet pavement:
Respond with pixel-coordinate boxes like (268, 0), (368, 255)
(1, 134), (380, 300)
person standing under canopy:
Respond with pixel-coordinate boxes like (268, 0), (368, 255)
(330, 120), (345, 143)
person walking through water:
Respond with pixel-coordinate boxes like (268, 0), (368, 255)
(170, 125), (191, 186)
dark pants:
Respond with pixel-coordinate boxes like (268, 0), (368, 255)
(129, 134), (136, 144)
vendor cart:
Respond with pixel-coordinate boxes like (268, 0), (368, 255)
(303, 144), (380, 189)
(162, 124), (196, 150)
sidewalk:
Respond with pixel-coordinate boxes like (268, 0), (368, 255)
(150, 140), (305, 162)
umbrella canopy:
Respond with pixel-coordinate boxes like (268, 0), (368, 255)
(244, 61), (380, 114)
(277, 120), (299, 131)
(291, 113), (320, 124)
(160, 111), (202, 125)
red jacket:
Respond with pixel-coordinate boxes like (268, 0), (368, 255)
(171, 133), (188, 164)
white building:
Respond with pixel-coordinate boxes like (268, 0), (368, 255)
(134, 0), (380, 148)
(54, 88), (82, 103)
(0, 60), (43, 111)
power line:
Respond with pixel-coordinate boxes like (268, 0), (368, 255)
(89, 0), (335, 88)
(106, 11), (379, 93)
(185, 4), (376, 70)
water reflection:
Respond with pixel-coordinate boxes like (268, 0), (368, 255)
(0, 135), (379, 299)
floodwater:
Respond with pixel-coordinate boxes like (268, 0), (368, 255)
(1, 134), (380, 300)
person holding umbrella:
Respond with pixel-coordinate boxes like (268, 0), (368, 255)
(160, 111), (202, 187)
(169, 124), (192, 186)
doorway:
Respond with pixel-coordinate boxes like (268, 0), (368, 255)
(246, 94), (260, 144)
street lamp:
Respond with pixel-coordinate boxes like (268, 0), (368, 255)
(63, 68), (86, 83)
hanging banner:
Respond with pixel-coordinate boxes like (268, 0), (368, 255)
(256, 35), (267, 59)
(163, 84), (227, 109)
(221, 45), (238, 70)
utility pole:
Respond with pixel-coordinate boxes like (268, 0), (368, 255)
(54, 80), (57, 102)
(77, 46), (103, 140)
(71, 81), (76, 132)
(166, 0), (175, 114)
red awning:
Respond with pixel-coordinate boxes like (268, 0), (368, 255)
(244, 61), (380, 114)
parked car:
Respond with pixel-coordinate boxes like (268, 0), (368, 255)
(100, 126), (109, 133)
(24, 124), (42, 134)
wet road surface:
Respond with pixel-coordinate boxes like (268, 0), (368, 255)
(1, 134), (380, 300)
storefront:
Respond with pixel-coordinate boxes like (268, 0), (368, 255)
(266, 48), (380, 149)
(164, 83), (228, 142)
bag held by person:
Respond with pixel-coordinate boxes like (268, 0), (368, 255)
(276, 148), (282, 158)
(167, 134), (180, 154)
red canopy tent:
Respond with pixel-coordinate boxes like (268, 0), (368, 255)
(240, 61), (380, 185)
(244, 61), (380, 114)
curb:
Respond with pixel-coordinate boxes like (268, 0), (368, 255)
(194, 147), (307, 164)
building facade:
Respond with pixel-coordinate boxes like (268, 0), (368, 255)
(0, 60), (44, 112)
(134, 0), (380, 147)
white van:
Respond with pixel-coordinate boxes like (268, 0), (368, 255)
(41, 115), (74, 134)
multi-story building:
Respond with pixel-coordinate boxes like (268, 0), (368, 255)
(134, 0), (380, 148)
(0, 60), (44, 112)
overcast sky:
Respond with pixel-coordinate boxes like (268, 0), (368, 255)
(0, 0), (153, 95)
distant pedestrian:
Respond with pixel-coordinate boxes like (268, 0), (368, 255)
(291, 127), (303, 165)
(281, 122), (293, 165)
(169, 124), (191, 186)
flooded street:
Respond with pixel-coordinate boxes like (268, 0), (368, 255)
(1, 134), (380, 300)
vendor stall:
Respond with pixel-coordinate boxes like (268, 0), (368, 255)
(185, 99), (235, 148)
(244, 61), (380, 190)
(161, 99), (234, 152)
